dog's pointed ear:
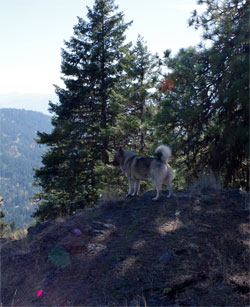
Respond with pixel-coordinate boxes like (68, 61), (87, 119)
(119, 147), (124, 155)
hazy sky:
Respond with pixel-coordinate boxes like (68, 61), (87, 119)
(0, 0), (205, 112)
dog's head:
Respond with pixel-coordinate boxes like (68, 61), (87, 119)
(112, 147), (124, 166)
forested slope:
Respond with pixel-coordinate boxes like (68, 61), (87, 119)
(0, 109), (51, 227)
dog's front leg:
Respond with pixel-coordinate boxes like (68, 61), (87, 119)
(126, 178), (134, 197)
(132, 180), (140, 196)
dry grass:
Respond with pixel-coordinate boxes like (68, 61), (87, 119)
(7, 228), (28, 240)
(190, 172), (222, 196)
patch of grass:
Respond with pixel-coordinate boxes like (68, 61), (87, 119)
(8, 228), (28, 240)
(190, 172), (222, 196)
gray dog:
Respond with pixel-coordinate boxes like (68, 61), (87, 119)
(113, 145), (173, 200)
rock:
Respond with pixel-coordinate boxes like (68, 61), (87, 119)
(87, 243), (106, 254)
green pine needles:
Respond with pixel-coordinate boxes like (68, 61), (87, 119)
(34, 0), (133, 220)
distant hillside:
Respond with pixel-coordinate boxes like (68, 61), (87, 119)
(0, 108), (52, 227)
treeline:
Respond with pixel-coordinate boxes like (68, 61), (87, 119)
(0, 109), (51, 227)
(34, 0), (249, 221)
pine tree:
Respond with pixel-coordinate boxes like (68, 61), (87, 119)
(189, 0), (249, 187)
(95, 36), (161, 197)
(154, 47), (210, 187)
(154, 0), (249, 189)
(33, 0), (132, 220)
(124, 36), (161, 153)
(110, 36), (160, 153)
(0, 197), (9, 238)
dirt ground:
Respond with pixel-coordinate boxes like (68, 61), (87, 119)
(1, 189), (249, 306)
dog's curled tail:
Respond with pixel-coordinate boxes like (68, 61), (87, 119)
(154, 145), (172, 164)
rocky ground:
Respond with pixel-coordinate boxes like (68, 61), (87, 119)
(1, 189), (249, 306)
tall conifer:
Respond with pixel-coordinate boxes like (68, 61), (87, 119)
(33, 0), (132, 220)
(110, 36), (160, 153)
(154, 0), (249, 189)
(97, 36), (161, 196)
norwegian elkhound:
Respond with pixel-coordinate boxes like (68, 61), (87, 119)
(113, 145), (173, 200)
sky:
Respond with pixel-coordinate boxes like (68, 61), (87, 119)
(0, 0), (205, 114)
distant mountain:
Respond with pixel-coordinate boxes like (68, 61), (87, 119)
(0, 93), (57, 115)
(0, 109), (52, 227)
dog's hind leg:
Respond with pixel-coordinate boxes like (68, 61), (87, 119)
(126, 178), (135, 197)
(152, 180), (162, 201)
(132, 180), (140, 196)
(166, 182), (172, 198)
(164, 169), (173, 198)
(152, 187), (161, 201)
(164, 177), (172, 198)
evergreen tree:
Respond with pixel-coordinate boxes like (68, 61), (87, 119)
(154, 0), (249, 189)
(190, 0), (249, 187)
(96, 36), (161, 196)
(124, 36), (161, 153)
(154, 47), (210, 187)
(34, 0), (132, 220)
(0, 197), (9, 238)
(110, 36), (160, 153)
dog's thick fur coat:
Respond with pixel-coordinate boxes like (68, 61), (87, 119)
(113, 145), (173, 200)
